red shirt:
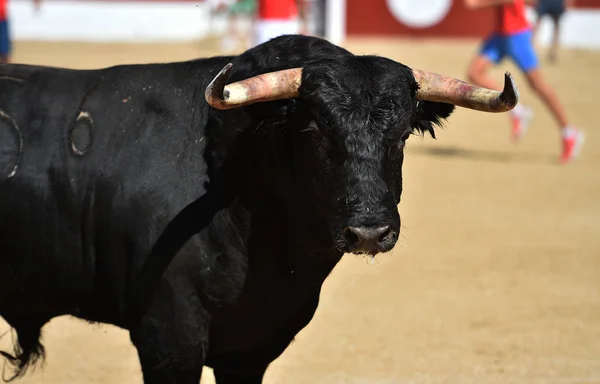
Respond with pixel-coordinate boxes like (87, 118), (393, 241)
(258, 0), (298, 20)
(0, 0), (7, 21)
(496, 0), (530, 35)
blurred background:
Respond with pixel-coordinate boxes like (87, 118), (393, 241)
(8, 0), (600, 51)
(2, 0), (600, 383)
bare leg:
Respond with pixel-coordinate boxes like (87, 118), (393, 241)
(468, 39), (570, 131)
(467, 34), (584, 161)
(221, 13), (239, 52)
(524, 67), (584, 163)
(523, 68), (569, 129)
(467, 53), (532, 141)
(549, 15), (561, 62)
(466, 54), (498, 90)
(532, 17), (542, 42)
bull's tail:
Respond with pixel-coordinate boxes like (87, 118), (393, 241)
(0, 319), (45, 382)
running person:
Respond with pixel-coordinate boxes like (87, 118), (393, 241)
(464, 0), (585, 164)
(217, 0), (257, 52)
(253, 0), (307, 46)
(0, 0), (10, 63)
(533, 0), (574, 62)
(0, 0), (42, 63)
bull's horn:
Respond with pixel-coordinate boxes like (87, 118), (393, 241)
(205, 63), (303, 110)
(412, 69), (519, 113)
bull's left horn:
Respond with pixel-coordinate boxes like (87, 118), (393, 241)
(205, 63), (303, 110)
(412, 69), (519, 113)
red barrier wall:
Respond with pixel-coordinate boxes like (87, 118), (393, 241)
(346, 0), (599, 37)
(577, 0), (600, 8)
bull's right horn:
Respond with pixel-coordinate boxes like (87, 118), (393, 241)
(205, 63), (303, 110)
(412, 69), (519, 113)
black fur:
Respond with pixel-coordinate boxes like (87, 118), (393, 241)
(0, 319), (45, 382)
(0, 35), (454, 383)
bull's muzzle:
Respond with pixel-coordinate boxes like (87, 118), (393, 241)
(342, 225), (398, 255)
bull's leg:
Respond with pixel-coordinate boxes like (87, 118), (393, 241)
(0, 314), (48, 381)
(213, 367), (267, 384)
(210, 341), (288, 384)
(212, 295), (319, 384)
(129, 280), (209, 384)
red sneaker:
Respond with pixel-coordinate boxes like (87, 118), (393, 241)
(510, 106), (533, 143)
(560, 129), (585, 164)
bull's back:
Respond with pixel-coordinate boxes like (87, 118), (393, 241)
(0, 66), (98, 310)
(0, 60), (219, 317)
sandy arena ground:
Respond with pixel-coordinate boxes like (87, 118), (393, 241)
(1, 36), (599, 384)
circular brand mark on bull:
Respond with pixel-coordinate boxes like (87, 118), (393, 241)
(70, 111), (94, 156)
(0, 110), (22, 179)
(386, 0), (453, 28)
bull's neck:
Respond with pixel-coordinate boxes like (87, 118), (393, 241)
(211, 107), (342, 268)
(228, 156), (341, 271)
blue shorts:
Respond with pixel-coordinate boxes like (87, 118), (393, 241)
(0, 20), (10, 57)
(536, 0), (565, 18)
(480, 29), (539, 72)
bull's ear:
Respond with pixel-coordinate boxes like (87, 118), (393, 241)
(412, 101), (455, 139)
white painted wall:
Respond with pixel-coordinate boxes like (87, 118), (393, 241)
(8, 0), (219, 42)
(526, 8), (600, 50)
(325, 0), (345, 45)
(7, 0), (600, 49)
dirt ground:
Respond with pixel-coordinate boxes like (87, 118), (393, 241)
(1, 36), (599, 384)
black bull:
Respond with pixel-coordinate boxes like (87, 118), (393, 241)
(0, 35), (517, 383)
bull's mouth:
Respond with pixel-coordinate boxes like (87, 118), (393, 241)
(346, 245), (395, 257)
(354, 249), (385, 257)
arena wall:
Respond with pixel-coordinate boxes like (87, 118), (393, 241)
(346, 0), (600, 49)
(10, 0), (211, 42)
(8, 0), (600, 49)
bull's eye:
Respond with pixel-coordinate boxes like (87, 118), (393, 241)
(401, 127), (414, 142)
(393, 140), (406, 157)
(307, 120), (331, 151)
(391, 130), (411, 158)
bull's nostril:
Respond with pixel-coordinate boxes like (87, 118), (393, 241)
(344, 225), (393, 252)
(343, 227), (360, 246)
(377, 225), (392, 243)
